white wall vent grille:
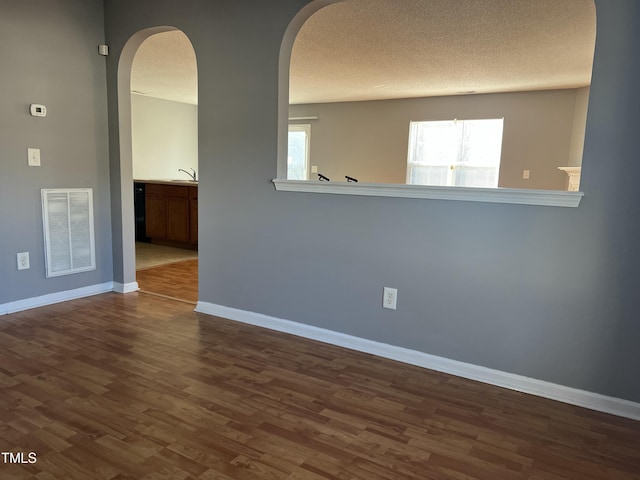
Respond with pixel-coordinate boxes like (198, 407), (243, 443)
(42, 188), (96, 278)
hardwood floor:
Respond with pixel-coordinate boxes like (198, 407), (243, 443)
(136, 259), (198, 304)
(1, 293), (639, 479)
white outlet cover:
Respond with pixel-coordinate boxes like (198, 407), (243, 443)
(17, 252), (30, 270)
(383, 287), (398, 310)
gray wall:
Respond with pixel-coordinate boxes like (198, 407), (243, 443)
(0, 0), (111, 305)
(0, 0), (628, 402)
(103, 0), (640, 404)
(290, 88), (585, 190)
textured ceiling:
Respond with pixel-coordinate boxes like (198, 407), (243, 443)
(130, 0), (596, 106)
(131, 31), (198, 105)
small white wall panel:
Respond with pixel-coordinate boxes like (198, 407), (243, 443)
(42, 189), (96, 277)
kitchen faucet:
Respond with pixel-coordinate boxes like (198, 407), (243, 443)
(178, 168), (197, 182)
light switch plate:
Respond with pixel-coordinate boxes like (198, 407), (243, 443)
(28, 148), (41, 166)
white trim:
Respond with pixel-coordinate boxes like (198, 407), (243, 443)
(558, 167), (582, 175)
(113, 282), (139, 294)
(195, 301), (640, 421)
(558, 166), (582, 192)
(272, 179), (584, 207)
(1, 282), (114, 315)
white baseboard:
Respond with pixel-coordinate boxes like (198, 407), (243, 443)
(1, 281), (139, 315)
(113, 282), (139, 294)
(195, 301), (640, 422)
(2, 282), (115, 315)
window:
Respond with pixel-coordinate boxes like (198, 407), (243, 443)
(407, 119), (504, 188)
(287, 124), (310, 180)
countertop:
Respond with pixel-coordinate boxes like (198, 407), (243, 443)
(134, 179), (198, 186)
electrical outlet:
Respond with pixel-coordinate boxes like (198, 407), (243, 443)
(17, 252), (30, 270)
(311, 165), (318, 173)
(383, 287), (397, 310)
(523, 169), (530, 180)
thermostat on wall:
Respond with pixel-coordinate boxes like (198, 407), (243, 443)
(30, 104), (47, 117)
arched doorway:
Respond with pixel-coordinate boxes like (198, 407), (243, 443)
(117, 27), (199, 303)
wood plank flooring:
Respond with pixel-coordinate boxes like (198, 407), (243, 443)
(0, 293), (639, 479)
(136, 259), (198, 304)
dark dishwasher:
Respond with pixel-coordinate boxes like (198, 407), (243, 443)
(134, 182), (150, 242)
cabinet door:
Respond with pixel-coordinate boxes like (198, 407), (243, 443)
(145, 194), (166, 239)
(166, 196), (190, 243)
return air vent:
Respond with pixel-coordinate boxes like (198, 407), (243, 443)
(41, 188), (96, 278)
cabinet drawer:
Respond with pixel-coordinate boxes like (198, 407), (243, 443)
(146, 183), (189, 197)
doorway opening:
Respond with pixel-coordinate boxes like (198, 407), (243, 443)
(118, 27), (199, 304)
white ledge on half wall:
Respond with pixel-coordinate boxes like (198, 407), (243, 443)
(272, 179), (584, 207)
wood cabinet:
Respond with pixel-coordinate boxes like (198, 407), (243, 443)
(189, 186), (198, 244)
(145, 183), (197, 248)
(145, 193), (167, 238)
